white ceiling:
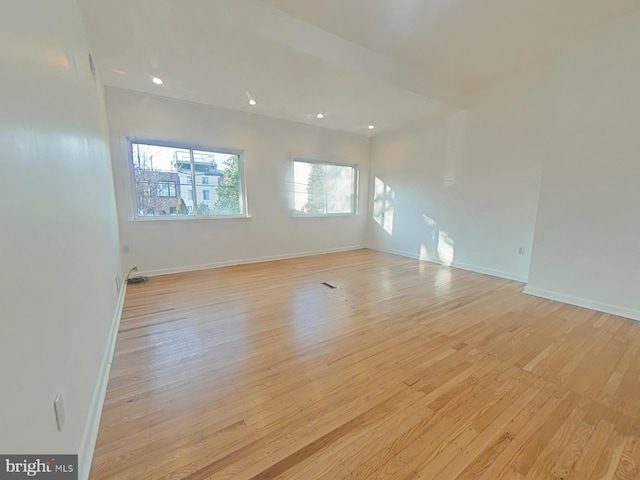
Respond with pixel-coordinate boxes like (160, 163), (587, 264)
(78, 0), (640, 135)
(261, 0), (640, 82)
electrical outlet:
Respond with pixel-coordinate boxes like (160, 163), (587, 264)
(115, 274), (121, 292)
(518, 247), (526, 255)
(54, 393), (65, 431)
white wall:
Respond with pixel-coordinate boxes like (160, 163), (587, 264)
(526, 11), (640, 320)
(366, 66), (556, 281)
(106, 89), (370, 275)
(367, 10), (640, 321)
(0, 0), (121, 472)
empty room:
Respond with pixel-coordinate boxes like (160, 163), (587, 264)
(2, 0), (640, 479)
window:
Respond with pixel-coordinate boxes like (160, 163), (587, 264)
(157, 181), (177, 197)
(293, 159), (357, 215)
(130, 141), (246, 218)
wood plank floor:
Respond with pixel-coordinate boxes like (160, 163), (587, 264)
(90, 249), (640, 479)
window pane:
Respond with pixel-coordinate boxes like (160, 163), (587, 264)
(326, 165), (354, 214)
(131, 142), (193, 217)
(294, 160), (355, 215)
(294, 161), (311, 213)
(294, 161), (326, 214)
(132, 143), (245, 219)
(193, 150), (242, 216)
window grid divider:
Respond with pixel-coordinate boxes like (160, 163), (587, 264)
(189, 148), (197, 216)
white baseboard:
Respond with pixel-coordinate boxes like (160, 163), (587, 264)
(523, 286), (640, 322)
(452, 260), (528, 283)
(78, 283), (127, 480)
(136, 245), (364, 277)
(365, 245), (527, 283)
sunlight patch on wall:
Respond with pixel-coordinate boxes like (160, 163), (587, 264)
(421, 214), (455, 266)
(373, 176), (395, 235)
(423, 215), (437, 228)
(420, 243), (429, 261)
(437, 231), (455, 266)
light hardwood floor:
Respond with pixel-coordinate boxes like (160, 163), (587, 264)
(90, 249), (640, 479)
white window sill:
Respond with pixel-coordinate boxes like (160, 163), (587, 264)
(130, 215), (251, 223)
(292, 213), (358, 218)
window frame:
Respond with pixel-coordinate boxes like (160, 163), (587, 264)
(292, 157), (359, 217)
(127, 138), (249, 221)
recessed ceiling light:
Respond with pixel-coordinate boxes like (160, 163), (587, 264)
(152, 77), (163, 85)
(317, 113), (324, 119)
(248, 99), (257, 106)
(369, 125), (375, 130)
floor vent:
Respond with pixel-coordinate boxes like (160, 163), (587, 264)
(321, 282), (337, 289)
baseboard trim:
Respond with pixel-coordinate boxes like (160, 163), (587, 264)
(523, 286), (640, 322)
(453, 260), (528, 283)
(365, 245), (528, 283)
(78, 282), (127, 480)
(136, 245), (364, 277)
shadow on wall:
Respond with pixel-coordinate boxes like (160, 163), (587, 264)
(420, 215), (455, 267)
(373, 176), (395, 235)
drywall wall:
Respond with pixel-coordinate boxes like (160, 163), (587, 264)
(366, 66), (556, 281)
(526, 11), (640, 320)
(0, 0), (121, 473)
(106, 89), (370, 275)
(366, 8), (640, 319)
